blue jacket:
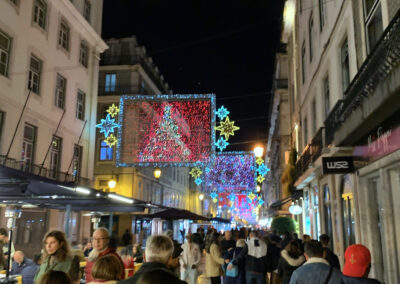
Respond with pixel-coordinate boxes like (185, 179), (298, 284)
(341, 275), (381, 284)
(11, 258), (34, 275)
(289, 258), (342, 284)
(21, 264), (39, 284)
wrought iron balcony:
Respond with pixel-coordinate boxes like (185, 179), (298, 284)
(100, 54), (169, 93)
(294, 127), (326, 181)
(325, 9), (400, 145)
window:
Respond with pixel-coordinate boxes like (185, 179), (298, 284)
(49, 136), (61, 179)
(312, 99), (317, 134)
(28, 55), (41, 94)
(33, 0), (47, 29)
(300, 0), (303, 13)
(301, 42), (306, 84)
(99, 141), (113, 161)
(79, 41), (88, 67)
(105, 74), (116, 92)
(0, 30), (11, 77)
(84, 0), (91, 22)
(341, 38), (350, 94)
(0, 111), (5, 143)
(323, 185), (333, 249)
(364, 0), (383, 53)
(76, 90), (85, 120)
(21, 124), (36, 172)
(72, 144), (82, 180)
(309, 15), (313, 62)
(58, 20), (70, 51)
(323, 76), (330, 118)
(55, 74), (66, 109)
(341, 175), (355, 249)
(319, 0), (325, 30)
(303, 116), (308, 146)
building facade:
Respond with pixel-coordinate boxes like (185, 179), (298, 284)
(0, 0), (107, 255)
(279, 0), (400, 282)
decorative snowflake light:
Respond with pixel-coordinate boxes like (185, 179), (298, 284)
(215, 116), (240, 141)
(256, 175), (265, 183)
(216, 105), (230, 120)
(257, 164), (270, 176)
(213, 198), (218, 203)
(96, 114), (119, 137)
(258, 198), (264, 206)
(215, 137), (229, 151)
(248, 192), (256, 201)
(194, 177), (203, 185)
(104, 134), (117, 147)
(106, 104), (120, 118)
(256, 157), (264, 165)
(210, 192), (218, 199)
(190, 167), (203, 179)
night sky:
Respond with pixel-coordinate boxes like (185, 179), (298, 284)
(102, 0), (285, 151)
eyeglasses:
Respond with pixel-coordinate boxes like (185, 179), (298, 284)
(93, 237), (108, 241)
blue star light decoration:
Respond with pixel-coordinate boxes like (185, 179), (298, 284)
(257, 164), (270, 176)
(215, 137), (229, 151)
(216, 106), (230, 120)
(258, 198), (264, 206)
(194, 177), (203, 185)
(96, 114), (119, 137)
(210, 192), (218, 199)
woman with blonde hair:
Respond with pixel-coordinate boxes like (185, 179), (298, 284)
(87, 254), (124, 284)
(34, 230), (79, 283)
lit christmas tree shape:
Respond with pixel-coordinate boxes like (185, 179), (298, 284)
(216, 105), (230, 120)
(194, 177), (203, 185)
(215, 116), (240, 141)
(104, 134), (117, 148)
(256, 157), (264, 165)
(210, 192), (218, 199)
(116, 94), (216, 167)
(256, 175), (265, 183)
(257, 164), (270, 176)
(215, 137), (229, 151)
(96, 114), (120, 137)
(107, 104), (120, 118)
(190, 167), (203, 179)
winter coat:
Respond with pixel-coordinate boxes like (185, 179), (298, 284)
(225, 247), (246, 284)
(180, 242), (201, 272)
(232, 238), (268, 274)
(34, 255), (78, 282)
(277, 250), (305, 284)
(289, 257), (342, 284)
(266, 243), (281, 272)
(341, 275), (381, 284)
(11, 257), (34, 275)
(205, 243), (225, 277)
(323, 247), (341, 270)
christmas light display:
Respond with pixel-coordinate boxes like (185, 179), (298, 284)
(210, 192), (218, 199)
(105, 134), (118, 147)
(257, 164), (270, 176)
(107, 104), (120, 118)
(116, 94), (216, 167)
(194, 177), (203, 185)
(189, 167), (203, 179)
(215, 116), (240, 141)
(256, 175), (265, 183)
(96, 114), (120, 137)
(204, 152), (256, 192)
(216, 105), (230, 120)
(256, 157), (264, 165)
(247, 192), (256, 201)
(215, 137), (229, 151)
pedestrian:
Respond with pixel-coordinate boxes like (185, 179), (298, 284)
(279, 232), (292, 250)
(263, 235), (281, 284)
(179, 234), (201, 284)
(230, 231), (267, 284)
(34, 230), (79, 283)
(205, 227), (215, 254)
(83, 240), (93, 258)
(120, 246), (134, 277)
(319, 234), (340, 270)
(21, 253), (41, 284)
(291, 233), (302, 252)
(191, 228), (205, 251)
(136, 268), (185, 284)
(122, 230), (132, 246)
(11, 250), (34, 275)
(87, 254), (124, 284)
(85, 228), (125, 283)
(0, 228), (15, 260)
(132, 244), (143, 263)
(289, 240), (342, 284)
(225, 239), (246, 284)
(342, 244), (381, 283)
(164, 229), (183, 272)
(277, 240), (305, 284)
(118, 234), (186, 284)
(37, 270), (72, 284)
(205, 232), (225, 284)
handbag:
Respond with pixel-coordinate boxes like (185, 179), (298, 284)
(226, 251), (239, 278)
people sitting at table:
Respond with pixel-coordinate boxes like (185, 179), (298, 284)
(132, 244), (143, 263)
(11, 250), (34, 275)
(120, 246), (134, 277)
(21, 254), (41, 284)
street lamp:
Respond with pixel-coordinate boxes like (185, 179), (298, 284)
(154, 168), (162, 179)
(254, 146), (264, 158)
(199, 193), (204, 201)
(108, 179), (117, 190)
(256, 185), (261, 192)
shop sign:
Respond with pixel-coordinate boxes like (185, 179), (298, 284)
(322, 157), (354, 174)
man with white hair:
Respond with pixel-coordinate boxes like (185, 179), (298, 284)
(85, 227), (124, 282)
(118, 234), (187, 284)
(10, 251), (34, 275)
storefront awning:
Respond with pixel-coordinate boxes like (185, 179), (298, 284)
(143, 207), (209, 221)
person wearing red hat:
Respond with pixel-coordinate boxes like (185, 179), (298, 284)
(342, 244), (381, 283)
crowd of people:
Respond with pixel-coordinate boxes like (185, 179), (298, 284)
(0, 226), (382, 284)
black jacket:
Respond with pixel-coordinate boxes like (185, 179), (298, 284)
(277, 250), (305, 284)
(232, 239), (268, 274)
(324, 247), (341, 270)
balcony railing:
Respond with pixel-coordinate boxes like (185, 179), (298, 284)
(325, 9), (400, 145)
(0, 155), (91, 187)
(100, 54), (169, 93)
(294, 127), (326, 181)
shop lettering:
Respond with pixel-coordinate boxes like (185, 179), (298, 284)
(326, 161), (349, 169)
(368, 127), (392, 154)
